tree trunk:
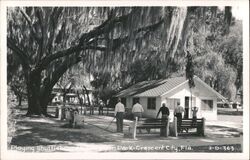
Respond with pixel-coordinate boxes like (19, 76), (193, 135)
(26, 71), (43, 116)
(190, 88), (193, 109)
(40, 88), (54, 116)
(24, 53), (83, 116)
(82, 85), (91, 114)
(18, 95), (22, 106)
(83, 85), (91, 105)
(76, 91), (83, 114)
(62, 89), (68, 103)
(26, 83), (42, 115)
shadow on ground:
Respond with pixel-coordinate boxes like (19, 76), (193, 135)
(11, 119), (113, 147)
(205, 125), (242, 138)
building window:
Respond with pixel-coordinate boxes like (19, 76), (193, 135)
(147, 98), (156, 110)
(201, 99), (213, 111)
(121, 98), (126, 107)
(133, 97), (140, 105)
(167, 98), (180, 110)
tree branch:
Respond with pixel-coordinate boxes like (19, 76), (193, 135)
(78, 8), (136, 45)
(38, 8), (133, 69)
(42, 54), (84, 100)
(37, 45), (82, 71)
(47, 7), (64, 54)
(37, 43), (107, 71)
(35, 7), (45, 64)
(19, 8), (40, 42)
(56, 82), (63, 90)
(87, 45), (107, 51)
(136, 18), (164, 33)
(99, 18), (164, 51)
(37, 9), (163, 71)
(7, 38), (30, 69)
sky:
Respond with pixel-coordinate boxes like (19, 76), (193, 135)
(218, 6), (244, 20)
(232, 6), (244, 20)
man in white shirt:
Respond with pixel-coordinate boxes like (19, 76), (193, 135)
(132, 100), (144, 133)
(174, 102), (185, 133)
(114, 98), (125, 132)
(132, 100), (144, 121)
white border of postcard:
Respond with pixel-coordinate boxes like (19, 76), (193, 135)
(0, 0), (249, 159)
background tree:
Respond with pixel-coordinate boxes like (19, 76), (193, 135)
(8, 74), (26, 106)
(90, 71), (115, 107)
(7, 48), (27, 106)
(185, 7), (242, 101)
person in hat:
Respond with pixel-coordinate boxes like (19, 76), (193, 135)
(156, 103), (170, 136)
(114, 98), (125, 132)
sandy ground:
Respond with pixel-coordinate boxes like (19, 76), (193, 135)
(8, 110), (243, 153)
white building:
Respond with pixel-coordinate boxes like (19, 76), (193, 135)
(116, 76), (226, 120)
(51, 85), (94, 105)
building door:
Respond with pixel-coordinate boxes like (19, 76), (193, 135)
(184, 97), (189, 119)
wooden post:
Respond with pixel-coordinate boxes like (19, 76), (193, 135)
(173, 117), (178, 137)
(202, 117), (205, 136)
(166, 117), (170, 137)
(57, 105), (62, 120)
(133, 117), (138, 139)
(161, 117), (167, 137)
(84, 106), (86, 115)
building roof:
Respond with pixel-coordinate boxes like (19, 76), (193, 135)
(116, 76), (226, 100)
(53, 83), (93, 91)
(115, 76), (187, 97)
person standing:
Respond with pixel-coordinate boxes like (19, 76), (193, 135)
(174, 102), (185, 133)
(90, 104), (94, 115)
(156, 103), (170, 119)
(66, 107), (74, 128)
(191, 106), (198, 126)
(132, 100), (144, 133)
(156, 103), (170, 136)
(114, 98), (125, 132)
(132, 100), (144, 121)
(98, 101), (104, 115)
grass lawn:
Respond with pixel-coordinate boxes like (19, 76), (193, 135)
(217, 107), (243, 115)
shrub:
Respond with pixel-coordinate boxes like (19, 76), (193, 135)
(7, 86), (18, 144)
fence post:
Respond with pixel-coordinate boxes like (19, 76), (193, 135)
(55, 105), (59, 118)
(133, 117), (138, 139)
(166, 117), (170, 137)
(83, 105), (86, 115)
(57, 105), (62, 120)
(173, 117), (178, 137)
(202, 118), (205, 136)
(161, 117), (167, 137)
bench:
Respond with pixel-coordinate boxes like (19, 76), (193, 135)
(129, 117), (170, 139)
(173, 117), (205, 136)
